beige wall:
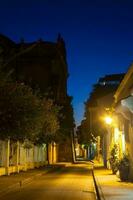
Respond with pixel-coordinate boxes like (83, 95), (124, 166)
(0, 140), (48, 176)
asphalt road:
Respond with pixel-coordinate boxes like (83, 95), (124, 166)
(1, 163), (96, 200)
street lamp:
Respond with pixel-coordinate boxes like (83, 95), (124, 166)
(104, 116), (112, 125)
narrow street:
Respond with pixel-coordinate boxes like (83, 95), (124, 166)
(0, 163), (95, 200)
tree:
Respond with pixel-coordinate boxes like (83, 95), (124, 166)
(77, 120), (90, 145)
(58, 96), (75, 141)
(0, 80), (44, 141)
(36, 98), (61, 144)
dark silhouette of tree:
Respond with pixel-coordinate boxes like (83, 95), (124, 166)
(58, 96), (75, 141)
(0, 81), (43, 141)
(0, 66), (61, 143)
(35, 99), (61, 144)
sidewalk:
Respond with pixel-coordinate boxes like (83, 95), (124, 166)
(94, 164), (133, 200)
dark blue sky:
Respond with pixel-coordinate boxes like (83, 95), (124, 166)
(1, 0), (133, 125)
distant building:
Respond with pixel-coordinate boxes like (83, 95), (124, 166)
(85, 73), (125, 132)
(83, 73), (124, 165)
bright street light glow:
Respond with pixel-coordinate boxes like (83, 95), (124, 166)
(105, 116), (112, 125)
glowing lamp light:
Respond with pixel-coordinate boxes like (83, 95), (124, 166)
(105, 116), (112, 125)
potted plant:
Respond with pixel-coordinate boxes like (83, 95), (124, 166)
(118, 154), (130, 181)
(109, 144), (119, 174)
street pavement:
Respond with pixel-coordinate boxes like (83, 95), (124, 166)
(2, 161), (133, 200)
(0, 163), (96, 200)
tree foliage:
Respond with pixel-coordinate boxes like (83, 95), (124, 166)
(36, 99), (60, 143)
(0, 81), (44, 141)
(57, 96), (75, 141)
(77, 119), (91, 144)
(0, 69), (61, 142)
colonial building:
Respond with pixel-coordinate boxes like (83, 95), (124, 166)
(113, 64), (133, 179)
(1, 34), (68, 104)
(0, 34), (74, 175)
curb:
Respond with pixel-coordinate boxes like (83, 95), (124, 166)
(93, 171), (105, 200)
(96, 180), (105, 200)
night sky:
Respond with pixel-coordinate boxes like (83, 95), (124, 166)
(1, 0), (133, 125)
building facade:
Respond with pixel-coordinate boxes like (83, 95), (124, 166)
(0, 34), (74, 175)
(112, 64), (133, 179)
